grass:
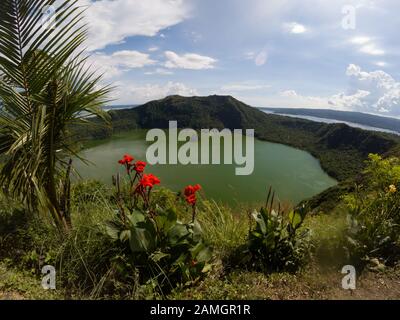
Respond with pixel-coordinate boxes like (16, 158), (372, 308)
(304, 210), (349, 268)
(167, 263), (400, 300)
(1, 179), (399, 300)
(0, 261), (64, 300)
(197, 200), (249, 258)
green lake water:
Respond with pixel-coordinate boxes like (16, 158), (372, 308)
(74, 130), (337, 206)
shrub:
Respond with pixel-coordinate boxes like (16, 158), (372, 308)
(105, 154), (213, 294)
(344, 154), (400, 265)
(236, 188), (310, 272)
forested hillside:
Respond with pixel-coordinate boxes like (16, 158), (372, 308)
(79, 95), (400, 182)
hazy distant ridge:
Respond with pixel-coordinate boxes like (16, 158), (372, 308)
(261, 108), (400, 133)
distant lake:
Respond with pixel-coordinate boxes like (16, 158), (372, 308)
(74, 131), (337, 206)
(261, 110), (399, 135)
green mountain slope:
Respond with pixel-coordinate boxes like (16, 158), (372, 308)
(82, 95), (399, 183)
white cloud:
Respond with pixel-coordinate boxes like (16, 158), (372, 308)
(164, 51), (217, 70)
(360, 44), (385, 56)
(349, 36), (371, 45)
(328, 90), (371, 110)
(374, 61), (388, 67)
(348, 36), (385, 56)
(258, 64), (400, 117)
(113, 81), (198, 104)
(148, 46), (159, 52)
(111, 50), (157, 68)
(80, 0), (190, 51)
(88, 50), (156, 79)
(144, 68), (174, 75)
(344, 64), (400, 115)
(252, 89), (372, 111)
(283, 22), (307, 34)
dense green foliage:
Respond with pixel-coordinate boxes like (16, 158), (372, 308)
(106, 207), (213, 292)
(104, 159), (213, 293)
(344, 154), (400, 266)
(238, 190), (310, 272)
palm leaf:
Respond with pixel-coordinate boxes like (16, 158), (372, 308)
(0, 0), (112, 230)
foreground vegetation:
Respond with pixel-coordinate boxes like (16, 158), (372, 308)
(1, 154), (399, 299)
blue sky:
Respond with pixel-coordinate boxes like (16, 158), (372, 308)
(80, 0), (400, 117)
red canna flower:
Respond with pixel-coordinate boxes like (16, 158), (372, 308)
(186, 194), (197, 205)
(184, 184), (201, 206)
(139, 173), (160, 189)
(118, 154), (134, 165)
(133, 161), (147, 173)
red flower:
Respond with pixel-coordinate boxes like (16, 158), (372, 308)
(186, 194), (197, 205)
(118, 154), (134, 165)
(139, 174), (160, 189)
(184, 184), (201, 206)
(133, 161), (147, 173)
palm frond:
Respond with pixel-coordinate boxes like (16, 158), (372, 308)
(0, 0), (112, 230)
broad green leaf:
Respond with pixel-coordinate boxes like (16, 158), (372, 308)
(105, 221), (120, 240)
(129, 224), (156, 253)
(196, 246), (212, 263)
(155, 207), (177, 233)
(168, 223), (190, 246)
(128, 210), (146, 225)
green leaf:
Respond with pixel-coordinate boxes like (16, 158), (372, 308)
(252, 210), (267, 234)
(201, 263), (213, 273)
(196, 246), (212, 263)
(150, 251), (170, 263)
(119, 230), (131, 242)
(168, 223), (190, 246)
(105, 221), (120, 240)
(128, 210), (146, 225)
(129, 216), (158, 253)
(129, 225), (156, 253)
(289, 210), (303, 230)
(155, 207), (177, 233)
(192, 220), (204, 242)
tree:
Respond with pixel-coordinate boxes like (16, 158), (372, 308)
(0, 0), (111, 231)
